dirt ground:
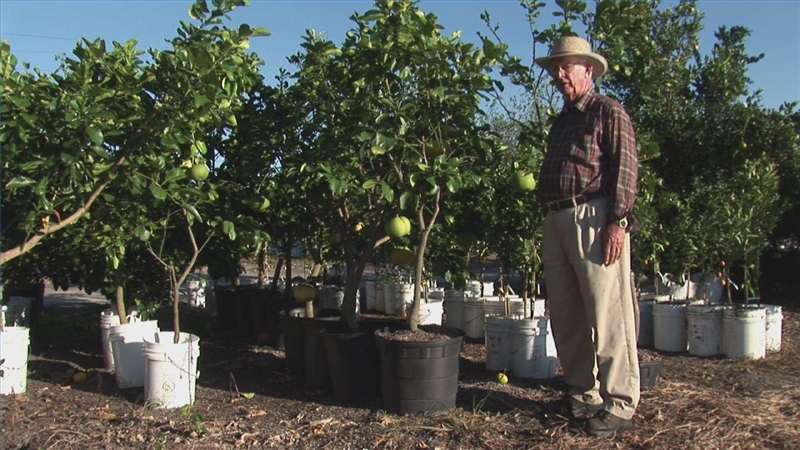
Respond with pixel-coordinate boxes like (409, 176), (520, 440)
(2, 286), (799, 450)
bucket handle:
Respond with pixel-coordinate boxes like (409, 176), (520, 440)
(164, 349), (200, 380)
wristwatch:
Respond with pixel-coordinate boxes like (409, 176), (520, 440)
(616, 217), (629, 229)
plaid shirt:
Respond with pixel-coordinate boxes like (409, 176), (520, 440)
(538, 89), (638, 223)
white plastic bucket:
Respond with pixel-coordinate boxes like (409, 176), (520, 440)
(108, 320), (160, 388)
(385, 283), (412, 316)
(463, 298), (485, 339)
(143, 332), (200, 409)
(653, 302), (688, 352)
(185, 279), (206, 308)
(444, 290), (465, 330)
(764, 305), (783, 352)
(482, 297), (503, 317)
(100, 310), (121, 371)
(408, 300), (444, 326)
(510, 319), (558, 379)
(485, 316), (512, 371)
(465, 281), (482, 297)
(319, 287), (345, 310)
(723, 305), (766, 359)
(363, 280), (377, 311)
(531, 297), (546, 318)
(686, 305), (726, 357)
(0, 326), (30, 394)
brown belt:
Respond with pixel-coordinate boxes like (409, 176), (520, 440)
(544, 192), (605, 213)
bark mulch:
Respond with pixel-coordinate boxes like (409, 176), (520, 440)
(2, 295), (799, 450)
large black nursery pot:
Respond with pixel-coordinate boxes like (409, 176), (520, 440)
(321, 318), (403, 404)
(375, 326), (464, 415)
(279, 307), (341, 384)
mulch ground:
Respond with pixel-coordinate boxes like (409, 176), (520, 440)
(2, 294), (799, 450)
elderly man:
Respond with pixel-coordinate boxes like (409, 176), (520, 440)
(534, 36), (640, 436)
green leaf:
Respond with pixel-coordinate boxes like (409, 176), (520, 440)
(87, 126), (104, 145)
(222, 220), (236, 240)
(149, 183), (167, 201)
(185, 205), (202, 223)
(5, 176), (36, 190)
(241, 392), (255, 399)
(380, 183), (394, 203)
(362, 180), (379, 189)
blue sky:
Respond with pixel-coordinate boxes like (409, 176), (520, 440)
(2, 0), (798, 110)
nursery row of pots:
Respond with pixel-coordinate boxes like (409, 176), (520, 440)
(638, 294), (783, 359)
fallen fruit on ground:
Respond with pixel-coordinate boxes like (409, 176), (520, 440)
(496, 373), (508, 384)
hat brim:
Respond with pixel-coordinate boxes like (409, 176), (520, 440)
(535, 53), (608, 80)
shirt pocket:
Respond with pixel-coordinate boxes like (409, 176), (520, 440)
(568, 132), (595, 166)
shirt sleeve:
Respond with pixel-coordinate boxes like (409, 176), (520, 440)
(605, 103), (638, 224)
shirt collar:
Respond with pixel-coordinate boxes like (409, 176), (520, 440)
(561, 88), (595, 114)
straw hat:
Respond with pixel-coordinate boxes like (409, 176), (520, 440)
(534, 36), (608, 79)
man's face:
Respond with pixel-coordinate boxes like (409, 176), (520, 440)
(547, 57), (593, 103)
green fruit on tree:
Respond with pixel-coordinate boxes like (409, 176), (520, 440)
(390, 246), (415, 266)
(249, 197), (270, 212)
(189, 163), (210, 181)
(385, 216), (410, 238)
(400, 216), (411, 234)
(511, 171), (536, 192)
(294, 284), (317, 302)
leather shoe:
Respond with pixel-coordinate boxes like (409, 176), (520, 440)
(570, 399), (603, 420)
(586, 410), (633, 436)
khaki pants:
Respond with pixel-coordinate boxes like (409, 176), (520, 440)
(542, 197), (640, 419)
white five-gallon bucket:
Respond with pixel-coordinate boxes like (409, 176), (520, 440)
(444, 290), (466, 330)
(0, 326), (31, 395)
(531, 297), (546, 318)
(686, 304), (726, 357)
(363, 280), (377, 311)
(723, 305), (766, 359)
(653, 302), (688, 352)
(100, 309), (121, 371)
(143, 332), (200, 409)
(485, 316), (512, 371)
(408, 300), (444, 326)
(108, 320), (160, 388)
(510, 318), (558, 379)
(384, 283), (413, 316)
(463, 298), (485, 339)
(764, 305), (783, 352)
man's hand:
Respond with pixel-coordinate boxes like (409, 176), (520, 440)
(603, 223), (626, 266)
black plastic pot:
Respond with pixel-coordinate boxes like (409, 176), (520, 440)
(375, 329), (463, 415)
(280, 308), (309, 376)
(302, 316), (340, 388)
(213, 286), (238, 329)
(639, 360), (664, 390)
(321, 320), (398, 403)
